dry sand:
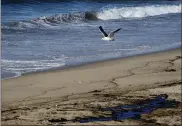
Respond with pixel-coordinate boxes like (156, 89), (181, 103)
(1, 48), (181, 125)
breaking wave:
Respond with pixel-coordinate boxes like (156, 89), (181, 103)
(32, 11), (98, 23)
(97, 4), (181, 20)
(2, 4), (181, 30)
(2, 11), (98, 30)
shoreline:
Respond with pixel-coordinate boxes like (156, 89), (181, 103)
(2, 47), (180, 80)
(2, 48), (181, 125)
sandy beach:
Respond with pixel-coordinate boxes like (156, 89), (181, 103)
(1, 48), (181, 125)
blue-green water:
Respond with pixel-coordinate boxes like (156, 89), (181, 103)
(1, 0), (181, 79)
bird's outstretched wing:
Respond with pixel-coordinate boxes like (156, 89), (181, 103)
(108, 28), (122, 37)
(99, 26), (108, 37)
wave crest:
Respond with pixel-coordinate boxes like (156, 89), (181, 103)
(97, 4), (181, 20)
(2, 4), (181, 30)
(2, 11), (98, 30)
(32, 11), (98, 23)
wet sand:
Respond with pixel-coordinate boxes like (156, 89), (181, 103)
(1, 48), (181, 125)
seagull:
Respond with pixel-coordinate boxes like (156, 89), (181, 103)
(99, 26), (122, 41)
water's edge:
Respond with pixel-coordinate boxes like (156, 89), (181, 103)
(2, 47), (180, 80)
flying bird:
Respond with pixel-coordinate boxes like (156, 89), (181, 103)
(99, 26), (122, 41)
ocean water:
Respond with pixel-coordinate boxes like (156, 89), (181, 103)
(1, 0), (181, 79)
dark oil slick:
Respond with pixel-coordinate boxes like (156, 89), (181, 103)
(72, 94), (179, 123)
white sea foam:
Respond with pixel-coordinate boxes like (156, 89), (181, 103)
(97, 4), (181, 20)
(2, 4), (181, 30)
(1, 58), (66, 77)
